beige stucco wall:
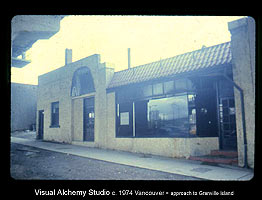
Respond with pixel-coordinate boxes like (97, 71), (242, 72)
(37, 53), (219, 159)
(106, 92), (219, 158)
(37, 54), (107, 144)
(37, 69), (72, 143)
(228, 17), (255, 168)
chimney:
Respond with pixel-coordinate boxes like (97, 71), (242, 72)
(65, 48), (72, 65)
(128, 48), (131, 69)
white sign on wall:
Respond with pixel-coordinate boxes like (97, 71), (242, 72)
(120, 112), (129, 125)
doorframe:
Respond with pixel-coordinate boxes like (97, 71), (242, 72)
(38, 110), (44, 140)
(218, 97), (237, 150)
(83, 97), (95, 142)
(216, 79), (237, 150)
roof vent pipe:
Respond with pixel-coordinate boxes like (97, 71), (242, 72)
(65, 48), (72, 65)
(128, 48), (131, 69)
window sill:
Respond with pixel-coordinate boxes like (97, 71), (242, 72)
(115, 135), (218, 138)
(49, 125), (60, 128)
(116, 136), (134, 138)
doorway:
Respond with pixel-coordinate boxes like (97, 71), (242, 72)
(83, 97), (95, 141)
(219, 97), (237, 150)
(195, 88), (218, 137)
(38, 110), (44, 139)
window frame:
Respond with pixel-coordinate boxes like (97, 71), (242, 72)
(50, 101), (60, 128)
(135, 93), (192, 138)
(115, 100), (134, 138)
(114, 76), (219, 138)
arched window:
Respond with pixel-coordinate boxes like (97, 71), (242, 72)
(71, 67), (95, 97)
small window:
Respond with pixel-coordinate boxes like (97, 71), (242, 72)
(187, 79), (195, 91)
(175, 79), (187, 91)
(164, 81), (174, 94)
(153, 83), (163, 95)
(51, 102), (59, 127)
(142, 85), (152, 97)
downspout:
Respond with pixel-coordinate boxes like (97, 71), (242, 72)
(222, 71), (248, 168)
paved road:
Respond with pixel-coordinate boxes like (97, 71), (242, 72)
(10, 143), (202, 180)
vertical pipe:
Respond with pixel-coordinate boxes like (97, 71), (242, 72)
(133, 102), (135, 137)
(215, 80), (222, 149)
(222, 73), (248, 168)
(239, 89), (248, 168)
(128, 48), (131, 69)
(65, 48), (72, 65)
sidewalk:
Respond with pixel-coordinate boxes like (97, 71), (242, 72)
(11, 136), (253, 181)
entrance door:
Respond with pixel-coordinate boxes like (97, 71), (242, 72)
(83, 97), (95, 141)
(195, 89), (218, 137)
(219, 97), (237, 150)
(38, 110), (44, 139)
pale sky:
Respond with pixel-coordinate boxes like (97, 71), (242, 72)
(11, 15), (244, 85)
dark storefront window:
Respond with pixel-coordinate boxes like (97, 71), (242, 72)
(115, 77), (221, 138)
(50, 101), (59, 127)
(135, 95), (189, 137)
(116, 102), (133, 137)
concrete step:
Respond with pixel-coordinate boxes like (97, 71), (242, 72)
(189, 155), (238, 165)
(210, 150), (238, 157)
(189, 150), (238, 165)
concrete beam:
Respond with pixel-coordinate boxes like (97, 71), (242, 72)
(11, 57), (31, 68)
(11, 15), (65, 67)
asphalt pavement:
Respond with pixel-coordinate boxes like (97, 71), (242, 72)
(10, 131), (253, 181)
(11, 143), (203, 180)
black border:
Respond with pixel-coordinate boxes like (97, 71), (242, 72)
(4, 8), (261, 200)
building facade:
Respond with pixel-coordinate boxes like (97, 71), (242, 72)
(36, 17), (255, 168)
(11, 83), (37, 131)
(228, 17), (255, 168)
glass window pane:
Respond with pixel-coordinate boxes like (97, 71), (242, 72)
(147, 95), (189, 137)
(135, 100), (148, 136)
(229, 99), (235, 107)
(188, 94), (196, 106)
(189, 108), (197, 135)
(222, 99), (228, 107)
(175, 79), (187, 90)
(187, 79), (195, 91)
(116, 102), (133, 137)
(223, 107), (229, 115)
(223, 115), (229, 122)
(230, 115), (235, 123)
(153, 83), (163, 95)
(164, 81), (174, 94)
(51, 102), (59, 126)
(71, 67), (95, 97)
(52, 102), (59, 113)
(142, 85), (152, 97)
(84, 97), (94, 108)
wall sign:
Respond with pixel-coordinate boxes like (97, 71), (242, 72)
(120, 112), (129, 125)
